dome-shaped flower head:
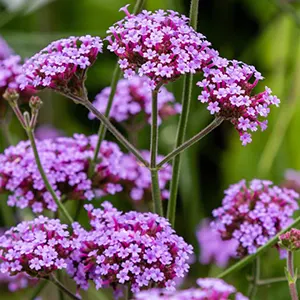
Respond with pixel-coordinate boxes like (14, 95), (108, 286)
(0, 36), (13, 60)
(197, 59), (280, 145)
(0, 216), (72, 278)
(67, 202), (193, 293)
(211, 179), (299, 257)
(133, 278), (248, 300)
(119, 150), (172, 201)
(107, 7), (217, 88)
(89, 76), (181, 125)
(0, 134), (123, 213)
(196, 219), (237, 268)
(19, 35), (103, 96)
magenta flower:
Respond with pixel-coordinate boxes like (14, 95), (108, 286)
(107, 7), (217, 87)
(67, 202), (193, 293)
(211, 179), (299, 257)
(0, 134), (123, 213)
(197, 59), (280, 145)
(196, 219), (238, 268)
(119, 151), (172, 201)
(19, 35), (103, 94)
(134, 278), (248, 299)
(0, 216), (72, 277)
(0, 36), (13, 60)
(89, 76), (181, 125)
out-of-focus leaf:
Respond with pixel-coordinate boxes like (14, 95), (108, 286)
(0, 0), (56, 13)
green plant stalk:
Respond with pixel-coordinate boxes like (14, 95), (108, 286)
(26, 128), (73, 224)
(29, 280), (48, 300)
(287, 251), (299, 300)
(57, 270), (65, 300)
(166, 0), (199, 226)
(150, 86), (163, 216)
(217, 214), (300, 278)
(49, 275), (80, 300)
(248, 257), (260, 299)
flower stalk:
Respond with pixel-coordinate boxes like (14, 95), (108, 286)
(49, 275), (81, 300)
(248, 257), (260, 299)
(286, 251), (299, 300)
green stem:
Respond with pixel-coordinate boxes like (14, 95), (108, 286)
(26, 128), (73, 224)
(150, 86), (163, 216)
(217, 215), (300, 279)
(287, 251), (299, 300)
(248, 257), (260, 299)
(29, 280), (48, 300)
(49, 275), (80, 300)
(57, 270), (65, 300)
(158, 117), (223, 168)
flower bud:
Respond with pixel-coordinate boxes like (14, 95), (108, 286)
(279, 228), (300, 252)
(3, 88), (19, 105)
(29, 96), (43, 111)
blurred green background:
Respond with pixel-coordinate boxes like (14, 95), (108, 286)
(0, 0), (300, 299)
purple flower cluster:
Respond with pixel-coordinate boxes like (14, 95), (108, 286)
(0, 271), (38, 292)
(35, 124), (64, 140)
(0, 36), (13, 60)
(67, 202), (193, 293)
(107, 7), (217, 87)
(0, 216), (72, 277)
(211, 179), (299, 257)
(197, 59), (280, 145)
(89, 76), (181, 125)
(119, 151), (172, 201)
(134, 278), (248, 300)
(196, 219), (237, 268)
(0, 134), (122, 213)
(19, 35), (103, 93)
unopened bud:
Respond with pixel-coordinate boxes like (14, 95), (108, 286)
(3, 88), (19, 105)
(279, 228), (300, 252)
(29, 96), (43, 111)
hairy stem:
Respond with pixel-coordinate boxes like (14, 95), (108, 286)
(248, 257), (260, 299)
(26, 128), (73, 224)
(49, 275), (80, 300)
(287, 251), (299, 300)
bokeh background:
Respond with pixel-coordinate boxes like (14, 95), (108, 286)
(0, 0), (300, 299)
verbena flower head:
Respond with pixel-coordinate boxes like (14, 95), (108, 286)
(279, 228), (300, 252)
(19, 35), (103, 96)
(119, 151), (172, 201)
(0, 216), (72, 277)
(89, 76), (181, 125)
(0, 36), (13, 60)
(0, 272), (38, 292)
(67, 202), (193, 293)
(197, 59), (280, 145)
(0, 134), (122, 213)
(211, 179), (299, 257)
(196, 219), (237, 268)
(107, 7), (217, 88)
(134, 278), (248, 299)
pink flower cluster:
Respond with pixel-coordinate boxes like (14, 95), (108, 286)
(19, 35), (103, 92)
(67, 202), (193, 293)
(197, 59), (280, 145)
(0, 216), (72, 277)
(89, 76), (181, 125)
(134, 278), (248, 300)
(0, 134), (122, 213)
(211, 179), (299, 257)
(279, 228), (300, 252)
(196, 219), (237, 268)
(107, 7), (217, 87)
(119, 151), (172, 201)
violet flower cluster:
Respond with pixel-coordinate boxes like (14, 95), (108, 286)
(0, 216), (72, 277)
(0, 36), (13, 60)
(0, 134), (122, 213)
(107, 7), (217, 87)
(197, 59), (280, 145)
(19, 35), (103, 93)
(196, 219), (237, 268)
(134, 278), (248, 300)
(89, 76), (181, 125)
(67, 202), (193, 293)
(211, 179), (299, 257)
(119, 150), (172, 201)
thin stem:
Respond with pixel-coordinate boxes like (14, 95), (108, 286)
(29, 280), (48, 300)
(248, 257), (260, 299)
(217, 214), (300, 279)
(287, 251), (299, 300)
(49, 275), (80, 300)
(26, 129), (73, 224)
(158, 117), (223, 168)
(150, 86), (163, 216)
(57, 270), (65, 300)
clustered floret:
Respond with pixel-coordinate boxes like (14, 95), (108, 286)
(279, 228), (300, 252)
(119, 151), (172, 201)
(197, 59), (280, 145)
(89, 76), (181, 125)
(0, 134), (122, 213)
(19, 35), (103, 93)
(0, 216), (72, 277)
(196, 219), (237, 268)
(211, 179), (299, 257)
(67, 202), (193, 293)
(107, 7), (217, 87)
(134, 278), (248, 299)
